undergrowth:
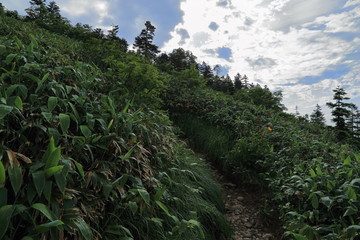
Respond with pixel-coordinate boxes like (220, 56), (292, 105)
(0, 13), (232, 239)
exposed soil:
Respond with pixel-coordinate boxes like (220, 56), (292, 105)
(211, 168), (284, 240)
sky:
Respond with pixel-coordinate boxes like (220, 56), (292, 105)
(2, 0), (360, 123)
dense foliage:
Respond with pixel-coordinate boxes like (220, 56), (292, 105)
(0, 9), (231, 240)
(165, 68), (360, 239)
(2, 2), (360, 240)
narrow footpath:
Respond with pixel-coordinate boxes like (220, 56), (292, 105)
(211, 168), (283, 240)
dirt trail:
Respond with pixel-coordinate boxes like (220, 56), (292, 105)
(211, 168), (283, 240)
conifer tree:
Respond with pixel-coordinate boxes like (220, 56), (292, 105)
(133, 21), (160, 59)
(199, 62), (214, 79)
(326, 86), (355, 137)
(26, 0), (48, 21)
(234, 73), (243, 90)
(310, 104), (325, 125)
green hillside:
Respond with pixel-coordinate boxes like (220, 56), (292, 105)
(1, 2), (360, 240)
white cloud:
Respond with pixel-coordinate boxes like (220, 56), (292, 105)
(60, 0), (113, 25)
(344, 0), (360, 8)
(162, 0), (360, 121)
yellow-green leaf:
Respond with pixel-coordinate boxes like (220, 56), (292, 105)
(45, 147), (61, 170)
(45, 166), (64, 178)
(14, 96), (23, 111)
(74, 160), (85, 179)
(47, 97), (58, 112)
(0, 161), (5, 187)
(59, 113), (70, 134)
(155, 201), (171, 216)
(80, 125), (91, 138)
(35, 220), (64, 233)
(42, 137), (56, 163)
(31, 203), (56, 221)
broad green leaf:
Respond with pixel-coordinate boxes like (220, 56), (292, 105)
(315, 166), (322, 176)
(14, 96), (23, 111)
(31, 203), (56, 221)
(0, 188), (7, 207)
(47, 97), (58, 112)
(121, 100), (132, 113)
(344, 206), (358, 216)
(0, 104), (13, 120)
(346, 186), (357, 200)
(188, 219), (205, 238)
(26, 184), (37, 204)
(42, 137), (56, 163)
(8, 165), (22, 195)
(80, 125), (92, 138)
(45, 166), (64, 178)
(320, 196), (333, 209)
(73, 218), (93, 240)
(107, 119), (114, 129)
(41, 73), (50, 83)
(112, 175), (128, 188)
(128, 201), (138, 215)
(21, 237), (34, 240)
(68, 102), (79, 122)
(155, 187), (166, 201)
(344, 225), (360, 236)
(32, 171), (45, 196)
(292, 233), (309, 240)
(105, 225), (133, 237)
(0, 45), (6, 54)
(0, 205), (14, 239)
(103, 184), (112, 199)
(43, 180), (52, 203)
(309, 169), (316, 178)
(309, 193), (319, 209)
(0, 161), (5, 186)
(137, 189), (150, 205)
(6, 53), (17, 64)
(59, 113), (70, 134)
(155, 201), (171, 216)
(35, 220), (64, 233)
(344, 156), (351, 165)
(54, 170), (66, 194)
(45, 147), (61, 170)
(351, 178), (360, 185)
(326, 181), (335, 191)
(73, 160), (85, 179)
(41, 112), (52, 122)
(354, 153), (360, 163)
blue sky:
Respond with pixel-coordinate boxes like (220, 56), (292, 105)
(2, 0), (360, 122)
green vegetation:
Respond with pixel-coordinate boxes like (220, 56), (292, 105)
(165, 64), (360, 239)
(0, 8), (231, 240)
(2, 2), (360, 240)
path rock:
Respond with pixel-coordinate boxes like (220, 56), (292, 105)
(210, 167), (283, 240)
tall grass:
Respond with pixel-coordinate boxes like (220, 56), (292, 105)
(171, 113), (235, 167)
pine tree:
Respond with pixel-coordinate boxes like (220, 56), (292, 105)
(133, 21), (160, 59)
(47, 1), (61, 18)
(107, 25), (119, 40)
(199, 62), (214, 79)
(326, 86), (355, 131)
(310, 104), (325, 125)
(242, 75), (249, 89)
(26, 0), (48, 21)
(234, 73), (243, 90)
(326, 87), (356, 141)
